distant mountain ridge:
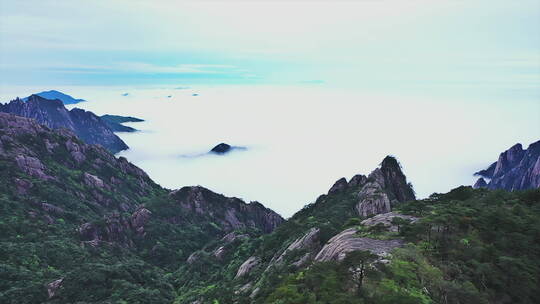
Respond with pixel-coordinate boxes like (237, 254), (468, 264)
(0, 95), (128, 153)
(100, 114), (144, 133)
(22, 90), (85, 105)
(474, 140), (540, 191)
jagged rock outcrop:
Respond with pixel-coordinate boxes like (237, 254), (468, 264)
(328, 177), (348, 194)
(46, 278), (64, 298)
(360, 212), (419, 232)
(355, 180), (393, 217)
(15, 154), (53, 180)
(169, 186), (284, 233)
(314, 228), (404, 262)
(131, 207), (152, 235)
(79, 214), (134, 247)
(270, 227), (321, 267)
(235, 256), (260, 278)
(356, 156), (415, 216)
(474, 140), (540, 191)
(83, 172), (105, 188)
(326, 156), (415, 217)
(473, 177), (488, 189)
(211, 232), (250, 259)
(0, 95), (128, 153)
(187, 251), (203, 264)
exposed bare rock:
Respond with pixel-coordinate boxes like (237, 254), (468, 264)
(213, 246), (226, 259)
(46, 278), (64, 298)
(292, 252), (312, 268)
(361, 212), (419, 232)
(355, 156), (415, 217)
(43, 214), (55, 225)
(250, 287), (260, 299)
(131, 207), (151, 235)
(328, 177), (348, 194)
(41, 202), (65, 215)
(131, 207), (151, 229)
(349, 174), (367, 188)
(473, 177), (488, 189)
(14, 178), (32, 195)
(170, 186), (284, 233)
(314, 228), (404, 262)
(84, 172), (104, 188)
(271, 227), (320, 266)
(15, 154), (52, 180)
(235, 256), (260, 278)
(0, 95), (128, 153)
(211, 232), (250, 259)
(44, 138), (58, 153)
(66, 139), (86, 163)
(355, 181), (392, 217)
(235, 282), (253, 295)
(78, 214), (133, 246)
(475, 140), (540, 191)
(221, 231), (249, 244)
(187, 251), (203, 264)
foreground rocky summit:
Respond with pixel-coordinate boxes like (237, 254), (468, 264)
(0, 95), (128, 153)
(474, 140), (540, 191)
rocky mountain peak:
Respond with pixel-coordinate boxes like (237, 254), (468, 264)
(0, 95), (128, 153)
(377, 155), (416, 203)
(323, 156), (415, 217)
(474, 140), (540, 191)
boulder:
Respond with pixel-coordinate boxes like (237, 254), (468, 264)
(84, 172), (104, 188)
(15, 154), (52, 180)
(46, 278), (64, 298)
(271, 227), (320, 266)
(235, 256), (260, 278)
(314, 228), (404, 262)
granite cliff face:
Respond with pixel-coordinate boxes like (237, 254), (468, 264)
(169, 186), (284, 234)
(474, 140), (540, 191)
(0, 95), (128, 153)
(326, 156), (416, 217)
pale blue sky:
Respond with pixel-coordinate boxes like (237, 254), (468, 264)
(1, 0), (539, 98)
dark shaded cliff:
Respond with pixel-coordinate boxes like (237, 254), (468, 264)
(0, 95), (128, 153)
(474, 140), (540, 191)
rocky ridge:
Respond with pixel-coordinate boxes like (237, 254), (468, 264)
(0, 95), (128, 153)
(474, 140), (540, 191)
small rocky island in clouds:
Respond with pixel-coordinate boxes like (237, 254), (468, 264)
(210, 142), (247, 154)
